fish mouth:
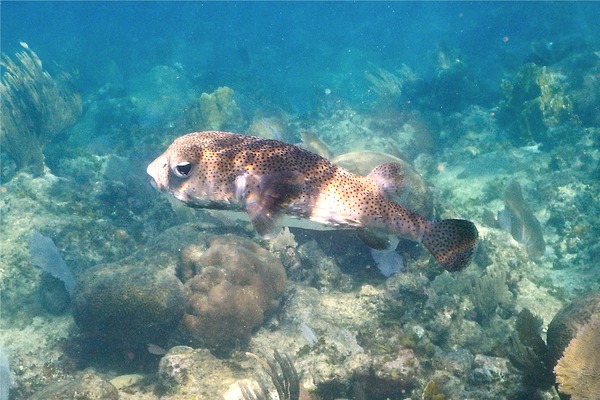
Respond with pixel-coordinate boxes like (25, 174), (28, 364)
(149, 177), (160, 191)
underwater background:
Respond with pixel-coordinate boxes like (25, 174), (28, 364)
(1, 1), (600, 399)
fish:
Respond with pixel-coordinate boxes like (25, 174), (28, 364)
(147, 131), (478, 272)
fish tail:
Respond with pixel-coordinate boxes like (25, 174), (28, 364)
(421, 219), (478, 272)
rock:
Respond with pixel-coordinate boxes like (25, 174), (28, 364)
(158, 346), (246, 398)
(29, 370), (118, 400)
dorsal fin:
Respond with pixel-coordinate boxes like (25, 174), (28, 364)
(366, 163), (411, 204)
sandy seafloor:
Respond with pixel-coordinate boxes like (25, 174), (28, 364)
(1, 2), (600, 400)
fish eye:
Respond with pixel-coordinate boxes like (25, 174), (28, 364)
(173, 162), (193, 177)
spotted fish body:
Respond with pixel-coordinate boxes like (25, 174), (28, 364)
(147, 131), (478, 272)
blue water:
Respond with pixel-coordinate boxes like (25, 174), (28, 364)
(4, 2), (598, 114)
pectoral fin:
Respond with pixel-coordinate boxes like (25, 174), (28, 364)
(241, 171), (305, 238)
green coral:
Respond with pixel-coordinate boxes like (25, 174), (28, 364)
(1, 42), (82, 175)
(187, 86), (244, 131)
(499, 63), (573, 145)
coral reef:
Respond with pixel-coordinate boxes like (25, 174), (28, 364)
(554, 315), (600, 400)
(187, 86), (245, 131)
(128, 64), (194, 131)
(29, 231), (75, 295)
(299, 130), (332, 159)
(248, 114), (293, 143)
(364, 66), (404, 99)
(70, 225), (220, 347)
(1, 42), (82, 175)
(157, 346), (272, 399)
(0, 346), (9, 400)
(179, 235), (287, 352)
(422, 380), (445, 400)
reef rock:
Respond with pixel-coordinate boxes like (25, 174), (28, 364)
(29, 370), (118, 400)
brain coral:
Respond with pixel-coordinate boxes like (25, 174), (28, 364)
(73, 261), (186, 345)
(179, 235), (287, 352)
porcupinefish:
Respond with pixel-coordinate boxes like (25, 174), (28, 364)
(147, 131), (478, 272)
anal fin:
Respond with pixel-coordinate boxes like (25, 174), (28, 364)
(357, 228), (399, 252)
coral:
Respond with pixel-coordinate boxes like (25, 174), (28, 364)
(469, 266), (510, 324)
(0, 346), (9, 400)
(500, 181), (546, 258)
(180, 235), (287, 352)
(187, 86), (244, 131)
(1, 42), (82, 175)
(73, 261), (186, 346)
(299, 130), (332, 159)
(507, 309), (554, 389)
(422, 380), (445, 400)
(498, 63), (573, 146)
(248, 114), (291, 142)
(241, 351), (302, 400)
(158, 346), (270, 398)
(554, 315), (600, 400)
(38, 273), (71, 315)
(364, 64), (416, 100)
(546, 291), (600, 371)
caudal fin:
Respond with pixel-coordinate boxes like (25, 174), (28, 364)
(421, 219), (478, 272)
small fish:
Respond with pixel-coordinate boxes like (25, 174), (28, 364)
(147, 131), (478, 272)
